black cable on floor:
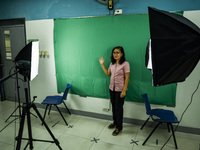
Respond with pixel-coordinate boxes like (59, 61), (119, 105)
(160, 79), (200, 150)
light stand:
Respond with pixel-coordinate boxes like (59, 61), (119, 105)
(2, 41), (62, 149)
(0, 69), (22, 132)
(4, 66), (22, 122)
(1, 39), (63, 149)
(14, 65), (62, 150)
(0, 67), (62, 149)
(0, 63), (4, 101)
(4, 69), (38, 124)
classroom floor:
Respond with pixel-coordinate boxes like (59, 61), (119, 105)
(0, 100), (200, 150)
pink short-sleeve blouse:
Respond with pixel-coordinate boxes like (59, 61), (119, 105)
(108, 61), (130, 91)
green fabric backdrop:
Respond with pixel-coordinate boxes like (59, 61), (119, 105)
(54, 14), (177, 105)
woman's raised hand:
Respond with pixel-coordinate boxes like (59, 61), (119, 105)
(99, 57), (105, 65)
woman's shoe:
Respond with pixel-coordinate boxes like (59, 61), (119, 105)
(108, 123), (116, 129)
(112, 129), (122, 136)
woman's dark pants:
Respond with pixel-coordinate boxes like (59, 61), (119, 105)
(109, 90), (125, 130)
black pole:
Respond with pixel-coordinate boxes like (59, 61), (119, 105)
(0, 63), (4, 101)
(15, 68), (22, 118)
(4, 67), (22, 122)
(0, 69), (20, 83)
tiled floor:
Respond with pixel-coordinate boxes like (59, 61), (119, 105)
(0, 100), (200, 150)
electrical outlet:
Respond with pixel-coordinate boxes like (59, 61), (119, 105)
(103, 108), (110, 112)
(114, 9), (122, 15)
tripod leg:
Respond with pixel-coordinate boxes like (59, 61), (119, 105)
(16, 105), (26, 150)
(26, 105), (34, 149)
(32, 103), (62, 150)
(29, 112), (38, 118)
(5, 106), (20, 122)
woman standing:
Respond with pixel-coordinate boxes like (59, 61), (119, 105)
(99, 46), (130, 136)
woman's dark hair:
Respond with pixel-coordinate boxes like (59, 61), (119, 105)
(111, 46), (126, 64)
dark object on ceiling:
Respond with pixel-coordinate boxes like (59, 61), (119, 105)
(96, 0), (119, 5)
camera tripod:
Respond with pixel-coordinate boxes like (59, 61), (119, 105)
(15, 77), (62, 150)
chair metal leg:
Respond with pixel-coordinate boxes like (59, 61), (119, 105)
(142, 122), (161, 146)
(48, 105), (52, 115)
(140, 116), (150, 130)
(55, 105), (68, 126)
(63, 101), (71, 115)
(42, 105), (49, 125)
(167, 123), (170, 132)
(169, 123), (178, 149)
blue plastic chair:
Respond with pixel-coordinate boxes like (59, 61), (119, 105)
(141, 93), (179, 149)
(41, 84), (72, 126)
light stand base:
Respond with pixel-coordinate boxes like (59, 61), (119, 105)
(15, 101), (62, 150)
(5, 105), (21, 122)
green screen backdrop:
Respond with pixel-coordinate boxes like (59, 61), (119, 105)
(54, 14), (177, 105)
